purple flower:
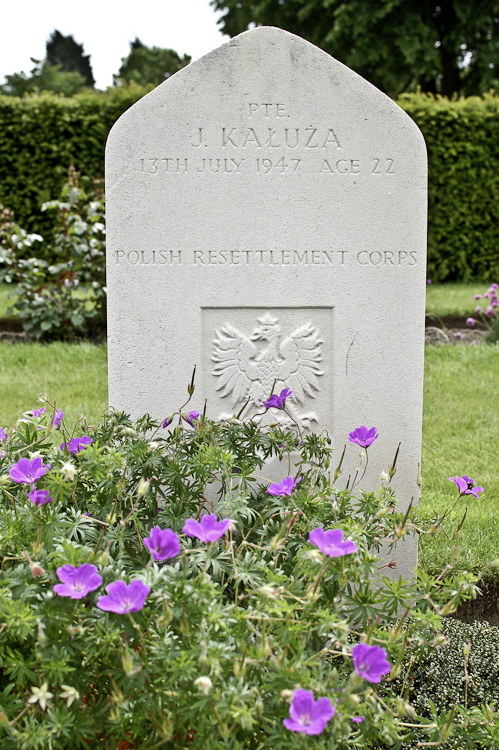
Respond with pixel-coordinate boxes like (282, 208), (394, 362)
(53, 564), (103, 599)
(348, 425), (378, 448)
(449, 475), (484, 498)
(183, 411), (200, 427)
(263, 388), (292, 409)
(183, 514), (233, 543)
(484, 293), (490, 298)
(51, 410), (64, 429)
(0, 428), (7, 442)
(31, 407), (46, 417)
(426, 279), (432, 284)
(309, 527), (357, 557)
(475, 306), (483, 314)
(267, 475), (301, 497)
(351, 716), (365, 723)
(143, 526), (181, 560)
(162, 414), (174, 428)
(26, 488), (52, 506)
(10, 457), (51, 484)
(60, 436), (93, 454)
(486, 305), (494, 317)
(474, 294), (482, 300)
(283, 688), (334, 735)
(352, 643), (391, 683)
(466, 317), (475, 327)
(96, 580), (150, 614)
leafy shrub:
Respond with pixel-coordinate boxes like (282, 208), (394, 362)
(0, 383), (496, 749)
(0, 84), (151, 242)
(0, 168), (105, 340)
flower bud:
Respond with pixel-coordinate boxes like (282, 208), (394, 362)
(258, 584), (281, 599)
(148, 442), (159, 451)
(380, 471), (388, 483)
(463, 642), (471, 657)
(31, 563), (44, 579)
(280, 689), (293, 700)
(233, 658), (245, 678)
(359, 448), (366, 459)
(304, 549), (323, 564)
(194, 676), (213, 695)
(434, 634), (448, 646)
(137, 477), (151, 497)
(0, 474), (10, 486)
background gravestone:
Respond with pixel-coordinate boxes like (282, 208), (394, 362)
(106, 27), (427, 579)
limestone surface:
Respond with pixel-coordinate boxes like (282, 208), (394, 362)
(106, 27), (427, 578)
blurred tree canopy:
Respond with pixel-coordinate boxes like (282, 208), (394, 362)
(0, 60), (89, 97)
(113, 38), (191, 86)
(46, 30), (95, 87)
(0, 29), (94, 96)
(211, 0), (499, 97)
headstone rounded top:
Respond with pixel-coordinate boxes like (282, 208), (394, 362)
(108, 25), (425, 158)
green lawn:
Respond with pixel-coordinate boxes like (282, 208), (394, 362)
(425, 280), (492, 318)
(0, 341), (107, 426)
(0, 325), (498, 580)
(0, 281), (492, 322)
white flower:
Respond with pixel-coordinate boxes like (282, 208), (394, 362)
(61, 462), (77, 481)
(60, 685), (79, 707)
(380, 471), (388, 482)
(194, 676), (213, 695)
(28, 683), (53, 710)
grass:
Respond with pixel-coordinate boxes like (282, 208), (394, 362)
(425, 281), (492, 318)
(0, 329), (498, 580)
(0, 341), (107, 426)
(419, 341), (499, 579)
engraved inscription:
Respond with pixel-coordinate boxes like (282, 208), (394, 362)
(114, 248), (418, 266)
(211, 313), (324, 428)
(139, 97), (400, 177)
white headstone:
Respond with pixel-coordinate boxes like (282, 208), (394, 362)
(106, 27), (427, 578)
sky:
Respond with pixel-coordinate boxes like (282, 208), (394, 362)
(1, 0), (229, 89)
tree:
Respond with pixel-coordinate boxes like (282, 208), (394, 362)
(211, 0), (499, 97)
(0, 59), (88, 97)
(113, 38), (191, 87)
(46, 30), (95, 87)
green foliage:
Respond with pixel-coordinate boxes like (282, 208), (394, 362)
(211, 0), (499, 98)
(0, 170), (106, 339)
(46, 29), (94, 88)
(113, 37), (191, 87)
(0, 84), (151, 239)
(399, 92), (499, 282)
(0, 391), (496, 748)
(0, 59), (90, 98)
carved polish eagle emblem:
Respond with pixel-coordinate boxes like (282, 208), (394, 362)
(211, 313), (324, 427)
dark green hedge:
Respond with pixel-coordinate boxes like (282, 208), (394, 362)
(0, 84), (151, 242)
(0, 87), (498, 281)
(400, 92), (499, 282)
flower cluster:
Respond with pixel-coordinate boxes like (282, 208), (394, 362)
(10, 457), (53, 505)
